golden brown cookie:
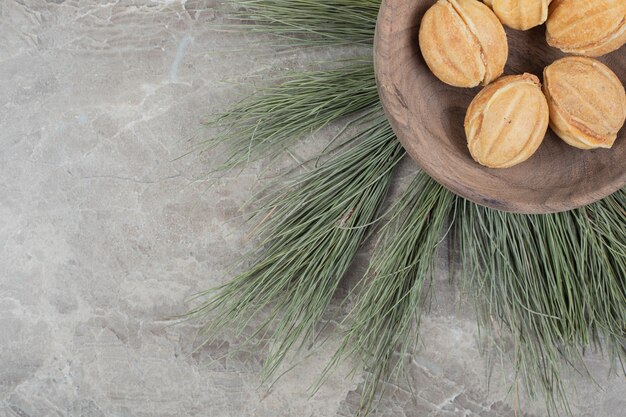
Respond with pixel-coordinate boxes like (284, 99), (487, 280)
(419, 0), (508, 87)
(465, 74), (549, 168)
(487, 0), (551, 31)
(543, 56), (626, 149)
(546, 0), (626, 57)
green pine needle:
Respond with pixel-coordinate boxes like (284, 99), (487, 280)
(227, 0), (380, 46)
(186, 115), (405, 381)
(198, 60), (378, 169)
(456, 191), (626, 415)
(322, 172), (456, 414)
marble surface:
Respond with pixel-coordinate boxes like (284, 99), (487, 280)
(0, 1), (624, 416)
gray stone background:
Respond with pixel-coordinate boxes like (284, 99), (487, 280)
(1, 1), (624, 416)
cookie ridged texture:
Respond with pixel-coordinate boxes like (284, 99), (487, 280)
(419, 0), (508, 88)
(546, 0), (626, 57)
(543, 56), (626, 149)
(465, 74), (549, 168)
(489, 0), (551, 31)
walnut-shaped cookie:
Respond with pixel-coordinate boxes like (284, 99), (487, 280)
(546, 0), (626, 57)
(485, 0), (551, 31)
(543, 57), (626, 149)
(465, 74), (549, 168)
(419, 0), (508, 87)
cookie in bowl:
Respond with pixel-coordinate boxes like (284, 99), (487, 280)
(546, 0), (626, 57)
(485, 0), (551, 31)
(543, 56), (626, 149)
(419, 0), (508, 87)
(465, 74), (550, 168)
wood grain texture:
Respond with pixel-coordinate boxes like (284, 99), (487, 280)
(374, 0), (626, 213)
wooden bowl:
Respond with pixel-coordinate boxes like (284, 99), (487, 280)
(374, 0), (626, 213)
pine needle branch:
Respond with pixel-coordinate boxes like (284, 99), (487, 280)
(322, 173), (456, 414)
(456, 190), (626, 415)
(188, 2), (626, 415)
(226, 0), (381, 46)
(186, 115), (405, 381)
(198, 60), (378, 170)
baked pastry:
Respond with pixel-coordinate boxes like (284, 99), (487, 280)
(546, 0), (626, 57)
(465, 74), (549, 168)
(543, 56), (626, 149)
(486, 0), (551, 31)
(419, 0), (508, 87)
